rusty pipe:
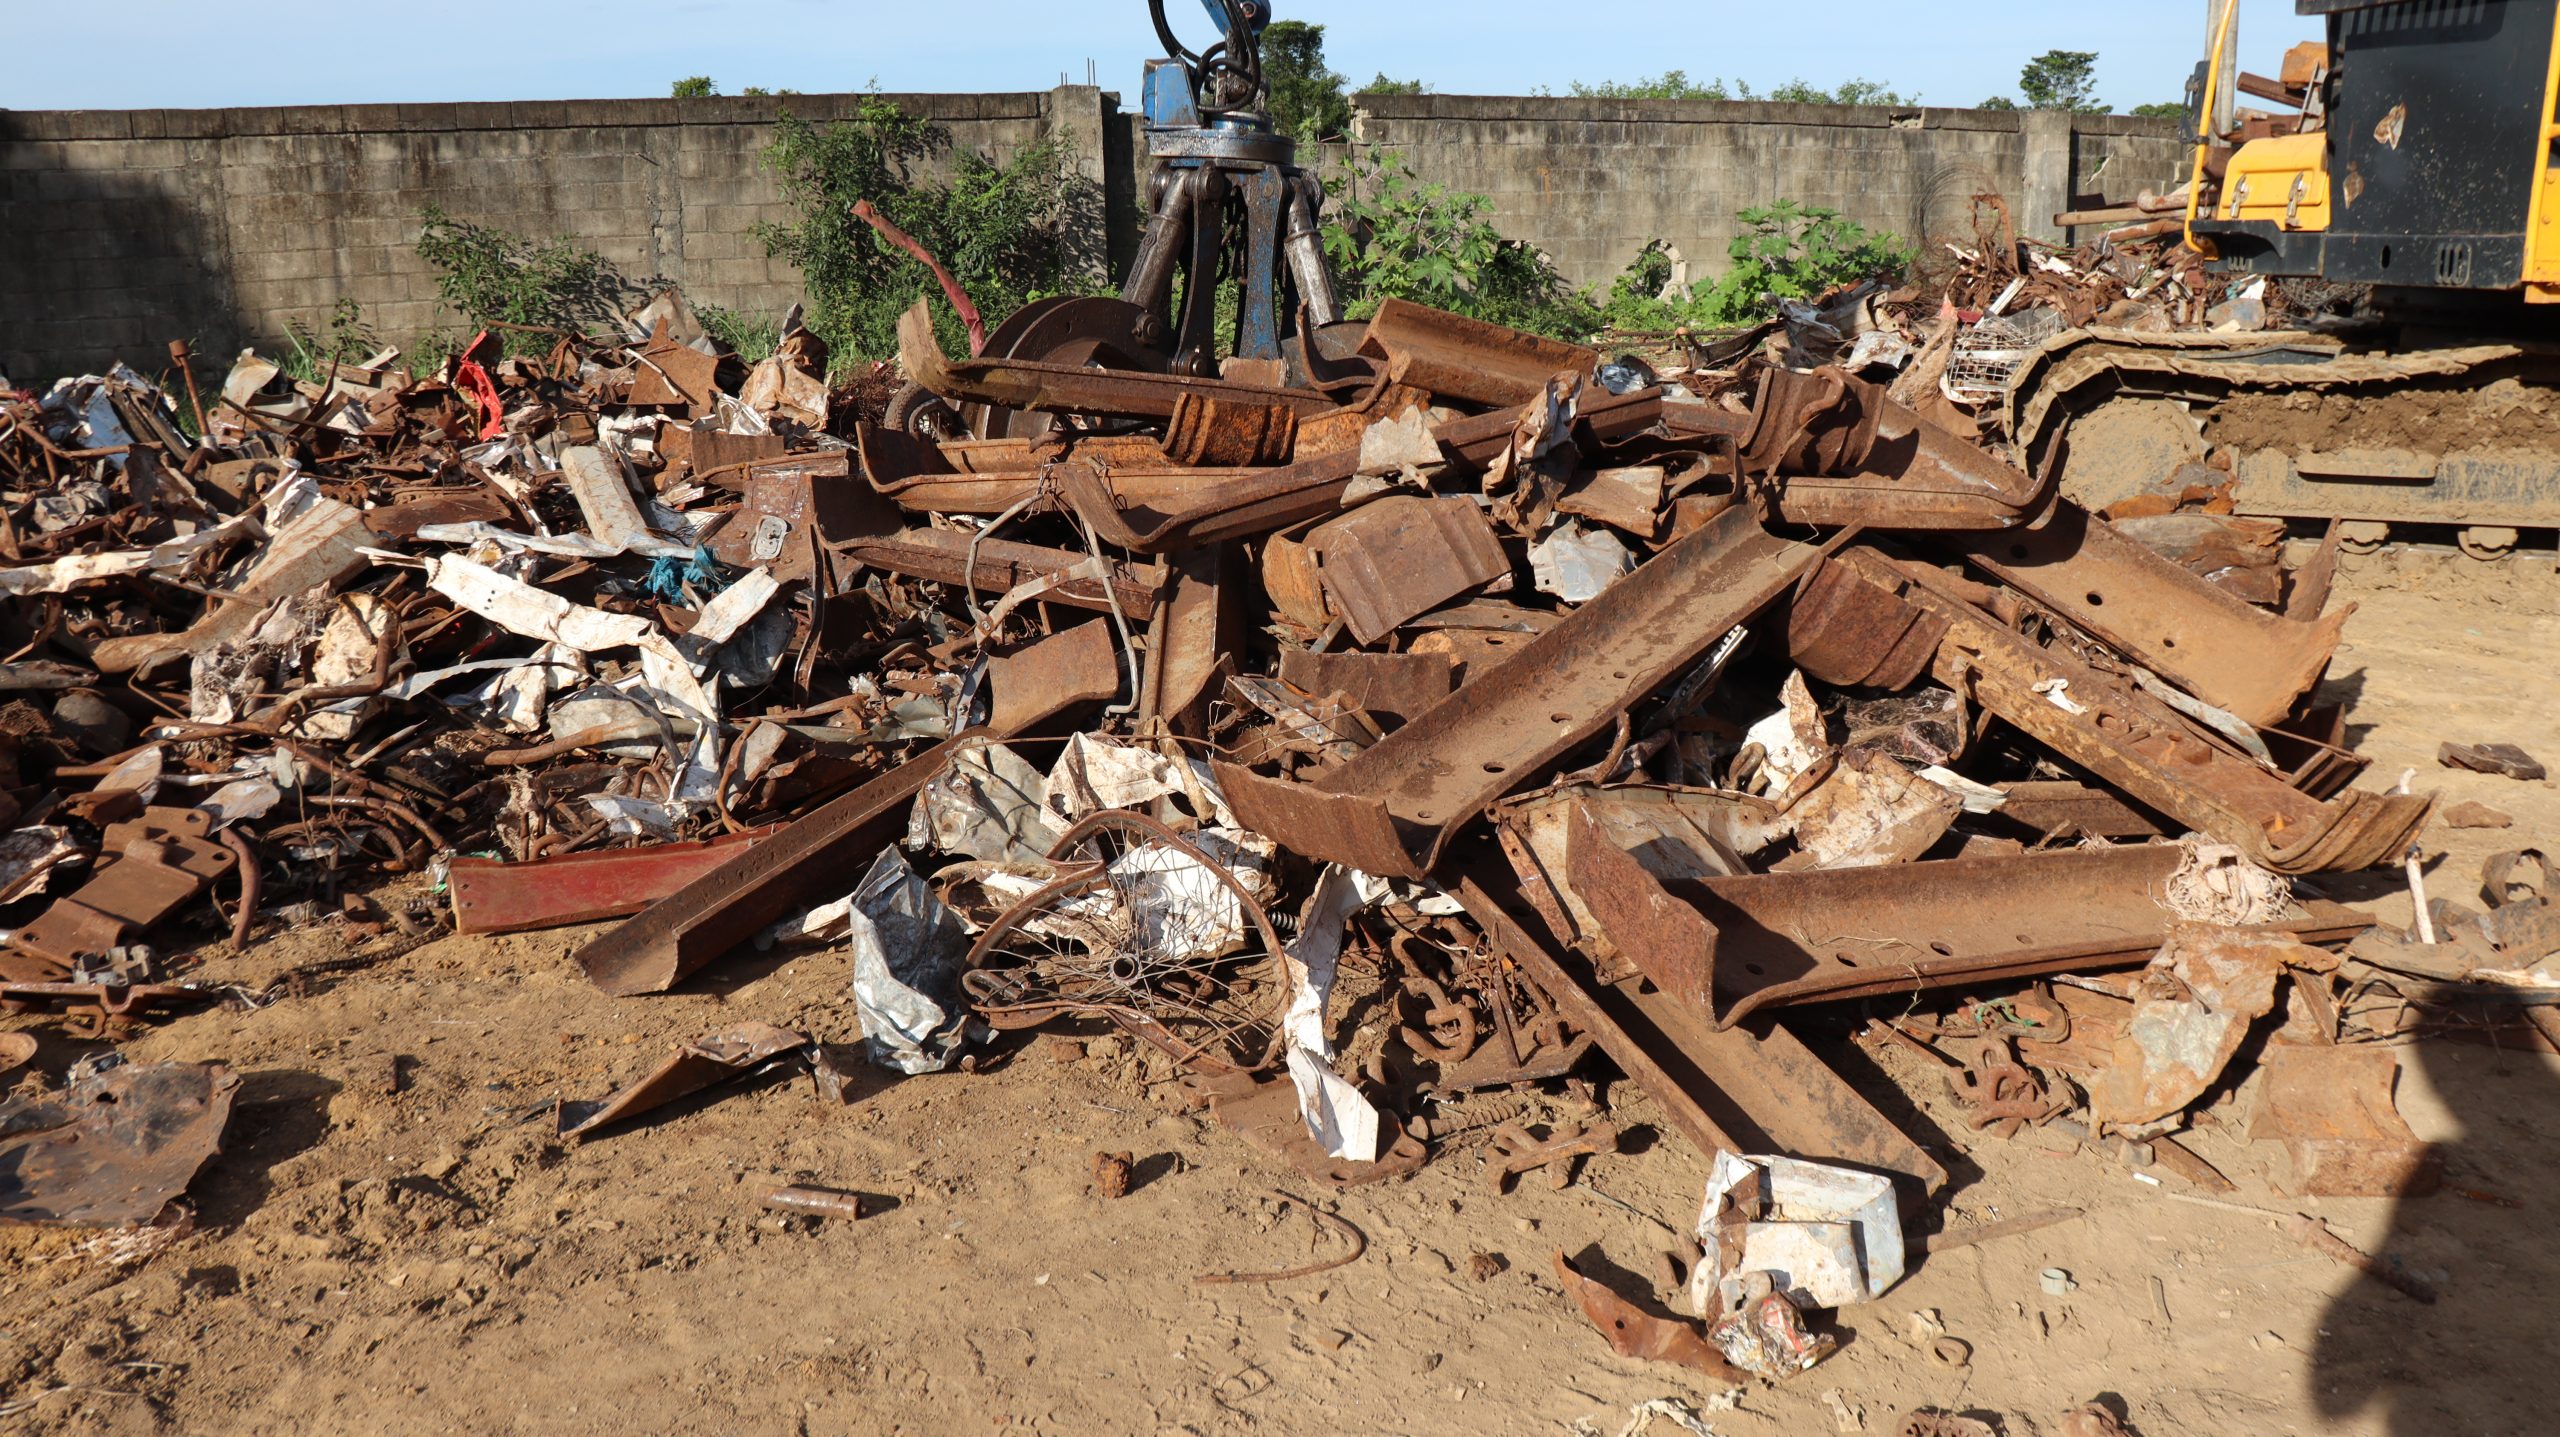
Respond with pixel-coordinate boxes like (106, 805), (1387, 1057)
(220, 828), (260, 951)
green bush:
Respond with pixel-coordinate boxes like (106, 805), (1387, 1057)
(414, 206), (645, 355)
(283, 297), (380, 382)
(1597, 202), (1914, 333)
(755, 96), (1095, 367)
(696, 304), (782, 364)
(1322, 148), (1598, 340)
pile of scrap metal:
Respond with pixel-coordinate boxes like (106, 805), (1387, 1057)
(555, 292), (2470, 1377)
(0, 291), (2510, 1383)
(0, 305), (909, 1042)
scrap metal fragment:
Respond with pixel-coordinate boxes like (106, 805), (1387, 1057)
(447, 827), (780, 936)
(1667, 368), (2051, 530)
(1137, 545), (1232, 734)
(1162, 390), (1298, 466)
(899, 300), (1334, 422)
(1786, 554), (1947, 691)
(1358, 298), (1598, 408)
(1484, 1119), (1621, 1194)
(1551, 808), (2366, 1028)
(1992, 781), (2167, 840)
(576, 623), (1120, 995)
(560, 1023), (808, 1139)
(1, 807), (237, 982)
(1302, 496), (1509, 646)
(1554, 1250), (1742, 1385)
(1274, 651), (1456, 729)
(2249, 1045), (2443, 1197)
(0, 1061), (239, 1226)
(759, 1185), (867, 1220)
(2439, 741), (2547, 782)
(2087, 927), (2338, 1134)
(1786, 749), (1963, 870)
(1050, 387), (1671, 555)
(836, 529), (1164, 621)
(92, 498), (372, 675)
(1197, 1072), (1428, 1189)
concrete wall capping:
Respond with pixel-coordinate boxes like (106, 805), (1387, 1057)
(3, 88), (2177, 377)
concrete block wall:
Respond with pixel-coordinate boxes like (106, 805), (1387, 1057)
(0, 89), (1103, 382)
(1, 88), (2184, 383)
(1344, 95), (2189, 290)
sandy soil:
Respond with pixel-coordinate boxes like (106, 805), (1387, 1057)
(4, 547), (2557, 1437)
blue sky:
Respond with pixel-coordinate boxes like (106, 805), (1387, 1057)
(2, 1), (2318, 113)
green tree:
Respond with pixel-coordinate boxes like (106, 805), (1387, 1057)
(2131, 101), (2190, 120)
(670, 76), (718, 98)
(1977, 96), (2021, 110)
(1260, 20), (1352, 142)
(1361, 74), (1427, 96)
(2018, 50), (2104, 112)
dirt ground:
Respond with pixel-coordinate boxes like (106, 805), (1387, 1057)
(5, 546), (2558, 1437)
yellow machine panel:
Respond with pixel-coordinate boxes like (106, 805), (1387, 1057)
(2217, 132), (2331, 232)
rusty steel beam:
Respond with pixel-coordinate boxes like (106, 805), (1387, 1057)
(1137, 545), (1234, 734)
(900, 300), (1338, 422)
(1055, 388), (1673, 555)
(1451, 866), (1947, 1195)
(1274, 651), (1458, 728)
(573, 739), (970, 995)
(1217, 503), (1818, 879)
(854, 424), (1229, 518)
(834, 528), (1166, 621)
(1993, 781), (2168, 840)
(573, 623), (1123, 996)
(1834, 547), (2432, 874)
(1935, 499), (2348, 729)
(1563, 809), (2371, 1029)
(1357, 297), (1598, 408)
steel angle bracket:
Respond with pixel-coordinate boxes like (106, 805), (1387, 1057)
(1934, 498), (2348, 729)
(1216, 504), (1819, 879)
(1450, 862), (1946, 1195)
(1836, 546), (2430, 874)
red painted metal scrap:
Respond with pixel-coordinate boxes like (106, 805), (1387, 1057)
(447, 826), (784, 936)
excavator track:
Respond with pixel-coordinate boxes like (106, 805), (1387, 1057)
(2005, 329), (2560, 559)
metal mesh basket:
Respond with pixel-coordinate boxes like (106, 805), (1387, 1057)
(1943, 307), (2068, 403)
